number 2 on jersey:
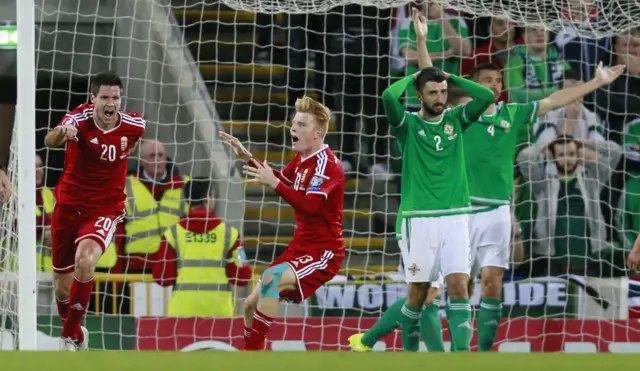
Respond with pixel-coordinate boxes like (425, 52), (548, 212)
(434, 135), (443, 151)
(100, 144), (117, 162)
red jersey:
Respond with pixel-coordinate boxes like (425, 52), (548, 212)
(272, 145), (345, 256)
(54, 103), (145, 212)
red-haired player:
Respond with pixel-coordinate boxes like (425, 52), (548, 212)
(44, 71), (145, 351)
(220, 96), (345, 351)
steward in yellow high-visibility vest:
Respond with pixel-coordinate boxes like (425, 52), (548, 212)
(151, 178), (252, 317)
(36, 187), (56, 272)
(122, 149), (190, 272)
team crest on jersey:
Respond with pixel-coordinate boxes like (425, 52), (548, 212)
(444, 124), (454, 135)
(308, 175), (325, 192)
(500, 120), (511, 132)
(121, 136), (128, 151)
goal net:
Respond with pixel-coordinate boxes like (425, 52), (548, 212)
(2, 0), (640, 352)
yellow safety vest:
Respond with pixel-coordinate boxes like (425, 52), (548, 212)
(124, 175), (190, 255)
(95, 241), (118, 270)
(165, 222), (239, 317)
(36, 187), (56, 272)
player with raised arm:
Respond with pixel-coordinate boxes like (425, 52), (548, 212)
(457, 58), (623, 351)
(367, 5), (497, 351)
(43, 71), (145, 351)
(219, 96), (345, 351)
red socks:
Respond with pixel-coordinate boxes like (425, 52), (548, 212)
(244, 310), (273, 351)
(56, 297), (69, 320)
(60, 276), (94, 343)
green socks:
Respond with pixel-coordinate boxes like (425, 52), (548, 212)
(400, 303), (421, 351)
(477, 297), (502, 351)
(362, 297), (445, 352)
(361, 298), (405, 348)
(420, 296), (445, 352)
(447, 298), (473, 352)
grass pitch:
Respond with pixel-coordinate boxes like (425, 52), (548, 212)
(2, 352), (634, 371)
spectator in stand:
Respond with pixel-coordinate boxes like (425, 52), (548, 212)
(534, 69), (606, 144)
(504, 27), (571, 104)
(505, 27), (571, 145)
(595, 28), (640, 144)
(35, 153), (55, 272)
(327, 4), (393, 179)
(461, 17), (518, 102)
(553, 0), (612, 109)
(119, 139), (190, 273)
(397, 2), (471, 109)
(153, 178), (252, 317)
(517, 135), (622, 276)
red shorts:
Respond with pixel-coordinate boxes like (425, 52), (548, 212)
(269, 249), (344, 303)
(51, 204), (125, 274)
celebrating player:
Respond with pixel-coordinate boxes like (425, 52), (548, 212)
(219, 96), (345, 351)
(44, 71), (145, 351)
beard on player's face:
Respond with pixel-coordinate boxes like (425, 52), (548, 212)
(422, 101), (446, 116)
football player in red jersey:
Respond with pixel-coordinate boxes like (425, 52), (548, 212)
(220, 96), (345, 351)
(43, 71), (145, 351)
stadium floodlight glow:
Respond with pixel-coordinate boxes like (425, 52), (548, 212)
(0, 25), (17, 49)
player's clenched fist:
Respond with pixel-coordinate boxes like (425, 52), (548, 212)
(57, 124), (79, 142)
(219, 131), (252, 161)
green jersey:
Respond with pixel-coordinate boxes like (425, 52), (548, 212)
(464, 101), (539, 207)
(392, 107), (472, 217)
(382, 74), (495, 218)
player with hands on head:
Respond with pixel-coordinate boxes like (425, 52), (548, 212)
(43, 71), (145, 351)
(371, 3), (497, 352)
(219, 95), (345, 351)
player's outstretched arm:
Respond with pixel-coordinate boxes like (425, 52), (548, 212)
(382, 75), (415, 127)
(448, 74), (495, 122)
(536, 62), (626, 117)
(44, 124), (79, 148)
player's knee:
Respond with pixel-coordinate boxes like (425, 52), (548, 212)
(445, 274), (469, 299)
(259, 264), (288, 299)
(481, 274), (503, 299)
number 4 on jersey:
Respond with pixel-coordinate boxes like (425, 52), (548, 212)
(487, 125), (495, 137)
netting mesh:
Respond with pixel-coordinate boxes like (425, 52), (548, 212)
(1, 0), (640, 351)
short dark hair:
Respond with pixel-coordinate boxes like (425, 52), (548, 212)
(469, 63), (501, 81)
(563, 69), (582, 82)
(548, 135), (581, 156)
(91, 71), (123, 95)
(413, 67), (447, 92)
(184, 177), (214, 207)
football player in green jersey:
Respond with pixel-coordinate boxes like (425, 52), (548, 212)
(459, 60), (625, 351)
(377, 6), (497, 352)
